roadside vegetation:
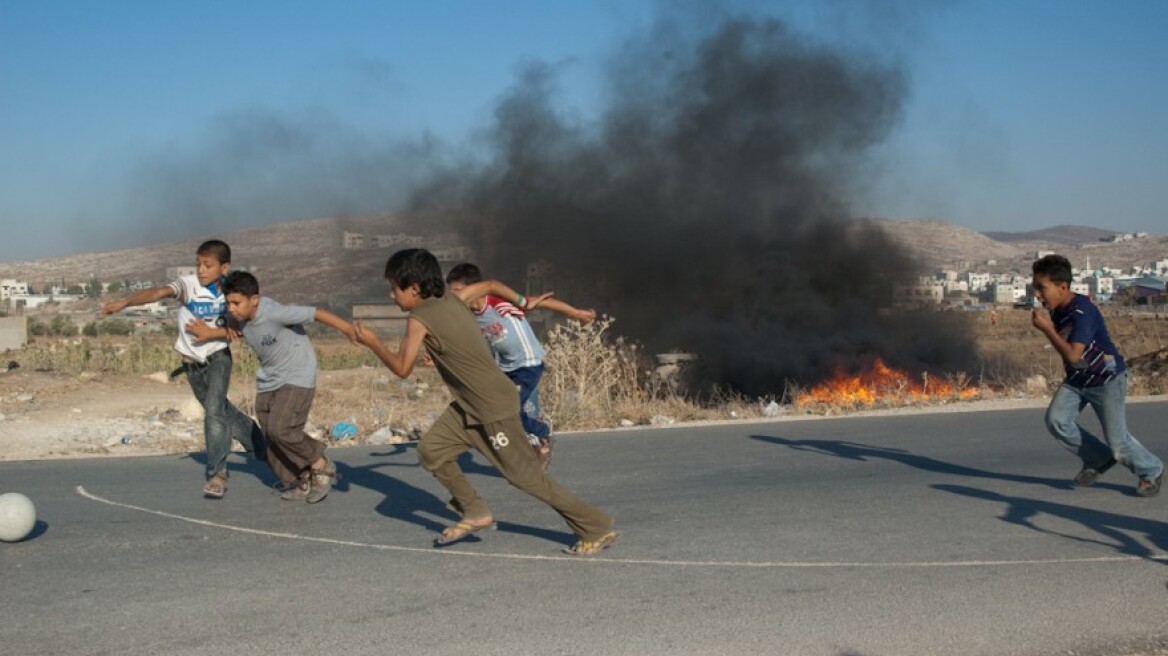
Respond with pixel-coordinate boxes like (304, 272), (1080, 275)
(4, 308), (1166, 440)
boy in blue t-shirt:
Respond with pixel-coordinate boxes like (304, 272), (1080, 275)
(1031, 254), (1163, 497)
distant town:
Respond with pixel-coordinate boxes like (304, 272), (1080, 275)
(895, 232), (1167, 310)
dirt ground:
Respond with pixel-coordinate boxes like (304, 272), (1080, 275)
(3, 362), (1165, 463)
(0, 366), (455, 461)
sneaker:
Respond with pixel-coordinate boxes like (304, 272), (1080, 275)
(1073, 457), (1117, 486)
(306, 457), (335, 504)
(1136, 470), (1164, 498)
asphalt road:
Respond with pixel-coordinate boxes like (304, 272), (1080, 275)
(2, 403), (1167, 656)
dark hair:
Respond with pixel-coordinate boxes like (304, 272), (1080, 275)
(1032, 254), (1073, 284)
(197, 239), (231, 264)
(445, 262), (483, 285)
(221, 270), (259, 297)
(385, 249), (444, 298)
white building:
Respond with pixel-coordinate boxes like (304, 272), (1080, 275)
(943, 279), (969, 294)
(991, 282), (1024, 305)
(0, 279), (30, 301)
(1085, 276), (1114, 296)
(893, 280), (945, 307)
(1070, 282), (1090, 296)
(967, 272), (992, 292)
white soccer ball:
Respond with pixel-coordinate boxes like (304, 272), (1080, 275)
(0, 492), (37, 542)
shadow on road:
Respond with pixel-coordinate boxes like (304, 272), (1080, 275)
(748, 434), (1110, 491)
(934, 483), (1168, 563)
(327, 445), (573, 547)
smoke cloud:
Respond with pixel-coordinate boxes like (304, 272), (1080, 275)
(413, 16), (980, 395)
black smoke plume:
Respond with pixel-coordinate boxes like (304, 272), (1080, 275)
(415, 17), (978, 395)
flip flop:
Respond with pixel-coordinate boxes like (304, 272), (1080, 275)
(202, 474), (227, 499)
(435, 518), (496, 545)
(562, 530), (620, 556)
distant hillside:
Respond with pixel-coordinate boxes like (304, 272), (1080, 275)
(0, 212), (464, 309)
(867, 218), (1167, 273)
(982, 225), (1114, 245)
(863, 218), (1028, 269)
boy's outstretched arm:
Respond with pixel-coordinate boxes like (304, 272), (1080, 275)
(314, 308), (357, 344)
(100, 285), (175, 315)
(1031, 309), (1086, 365)
(527, 296), (596, 323)
(354, 318), (428, 379)
(451, 279), (528, 307)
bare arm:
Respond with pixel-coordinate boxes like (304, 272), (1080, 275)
(100, 285), (175, 315)
(314, 308), (357, 344)
(452, 279), (526, 306)
(527, 296), (596, 323)
(354, 318), (428, 379)
(1031, 309), (1087, 365)
(184, 319), (231, 344)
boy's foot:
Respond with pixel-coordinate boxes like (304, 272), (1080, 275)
(280, 476), (311, 501)
(436, 516), (495, 545)
(537, 435), (555, 472)
(1073, 457), (1117, 486)
(306, 457), (336, 504)
(1136, 470), (1164, 498)
(202, 474), (228, 499)
(563, 530), (620, 556)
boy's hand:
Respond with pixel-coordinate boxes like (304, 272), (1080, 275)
(1031, 309), (1054, 333)
(353, 320), (381, 348)
(185, 318), (218, 343)
(572, 308), (597, 324)
(100, 300), (127, 315)
(225, 326), (242, 342)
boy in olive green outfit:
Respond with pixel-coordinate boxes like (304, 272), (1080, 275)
(353, 248), (618, 556)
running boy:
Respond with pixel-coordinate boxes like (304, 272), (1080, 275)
(1031, 254), (1163, 496)
(445, 262), (596, 470)
(353, 248), (618, 555)
(101, 239), (266, 499)
(220, 270), (355, 503)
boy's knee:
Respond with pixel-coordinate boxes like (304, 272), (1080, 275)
(1044, 409), (1075, 436)
(416, 442), (445, 472)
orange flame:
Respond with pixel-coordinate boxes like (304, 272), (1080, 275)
(796, 358), (978, 409)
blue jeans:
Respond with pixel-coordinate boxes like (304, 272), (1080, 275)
(505, 365), (550, 441)
(1045, 371), (1163, 479)
(184, 349), (267, 478)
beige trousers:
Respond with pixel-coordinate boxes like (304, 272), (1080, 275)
(418, 404), (612, 541)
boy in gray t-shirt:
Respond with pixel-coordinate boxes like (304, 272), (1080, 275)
(221, 271), (356, 503)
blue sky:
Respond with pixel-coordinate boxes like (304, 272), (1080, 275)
(1, 0), (1166, 262)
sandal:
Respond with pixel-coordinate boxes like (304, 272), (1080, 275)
(563, 530), (620, 556)
(202, 474), (228, 499)
(436, 517), (495, 545)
